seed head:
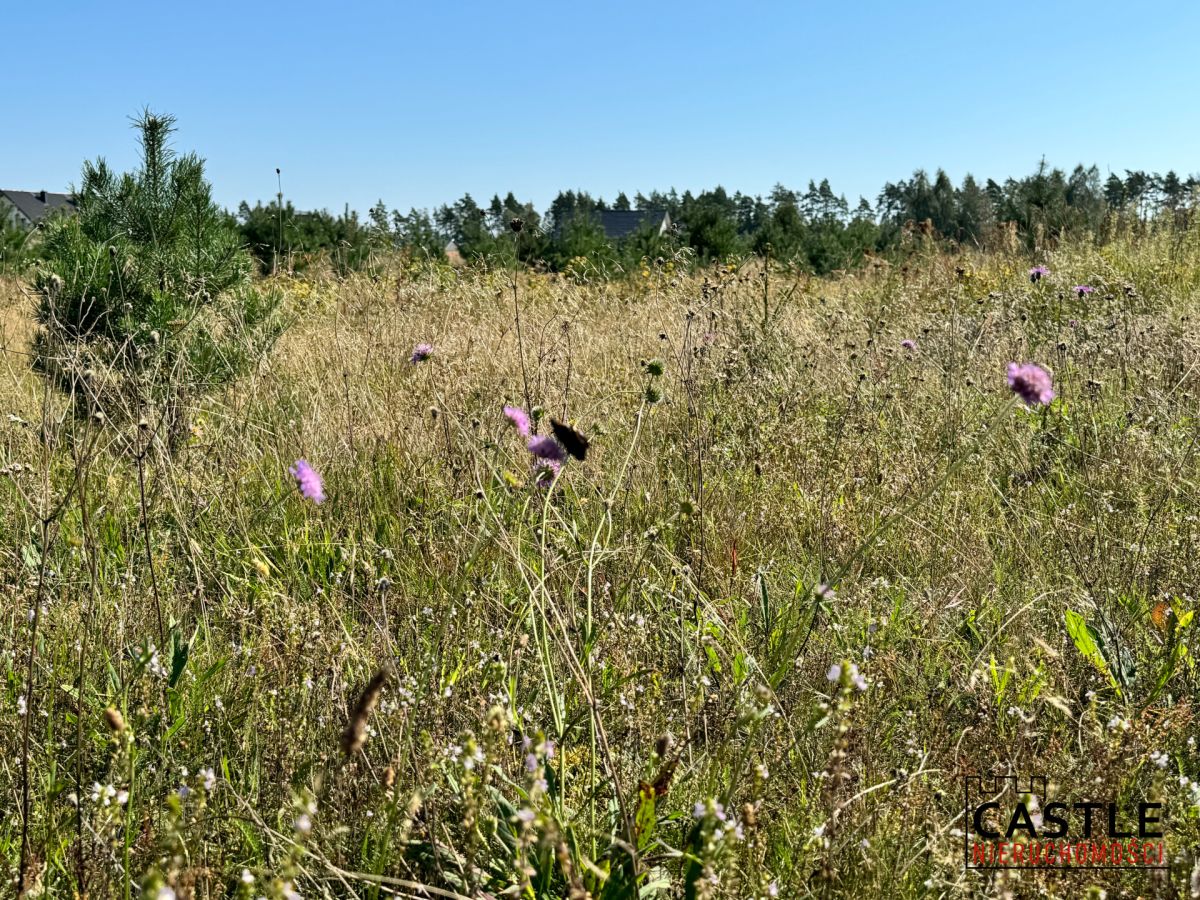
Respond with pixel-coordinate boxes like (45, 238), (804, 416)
(341, 666), (390, 757)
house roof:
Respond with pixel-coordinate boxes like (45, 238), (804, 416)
(596, 209), (669, 240)
(1, 190), (77, 225)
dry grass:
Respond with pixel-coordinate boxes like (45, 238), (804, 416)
(2, 225), (1200, 898)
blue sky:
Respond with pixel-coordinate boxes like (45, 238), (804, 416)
(5, 1), (1199, 217)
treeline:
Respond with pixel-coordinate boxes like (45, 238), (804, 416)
(6, 162), (1196, 277)
(85, 162), (1200, 277)
(236, 162), (1199, 276)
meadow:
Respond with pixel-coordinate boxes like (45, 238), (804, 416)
(2, 224), (1200, 899)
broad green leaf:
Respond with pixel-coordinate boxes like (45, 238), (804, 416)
(634, 784), (656, 850)
(1064, 609), (1121, 696)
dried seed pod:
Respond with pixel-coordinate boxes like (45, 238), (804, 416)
(341, 666), (390, 757)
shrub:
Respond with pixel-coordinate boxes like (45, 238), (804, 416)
(1, 220), (51, 274)
(32, 111), (284, 448)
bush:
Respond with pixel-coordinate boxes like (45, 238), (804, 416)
(1, 223), (40, 274)
(33, 111), (284, 448)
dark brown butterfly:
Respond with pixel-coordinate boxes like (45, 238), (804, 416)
(550, 418), (589, 461)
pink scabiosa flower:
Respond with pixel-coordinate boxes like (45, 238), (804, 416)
(289, 459), (325, 503)
(533, 458), (562, 488)
(527, 434), (566, 464)
(1029, 266), (1049, 283)
(503, 405), (531, 436)
(1072, 285), (1094, 298)
(1006, 362), (1055, 407)
(527, 433), (567, 488)
(900, 339), (917, 351)
(410, 343), (434, 363)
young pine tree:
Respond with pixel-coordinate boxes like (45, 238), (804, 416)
(33, 111), (283, 449)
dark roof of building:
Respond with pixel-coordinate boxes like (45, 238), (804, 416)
(596, 209), (669, 240)
(1, 190), (77, 224)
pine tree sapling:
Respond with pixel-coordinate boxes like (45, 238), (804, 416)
(33, 111), (284, 447)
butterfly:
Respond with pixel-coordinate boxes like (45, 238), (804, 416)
(550, 418), (590, 461)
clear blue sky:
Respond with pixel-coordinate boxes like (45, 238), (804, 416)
(5, 1), (1199, 217)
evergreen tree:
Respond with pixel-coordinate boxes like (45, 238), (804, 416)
(680, 188), (742, 262)
(1161, 171), (1184, 211)
(954, 175), (991, 243)
(1103, 173), (1127, 210)
(436, 194), (498, 259)
(392, 208), (446, 258)
(35, 111), (283, 447)
(753, 197), (805, 261)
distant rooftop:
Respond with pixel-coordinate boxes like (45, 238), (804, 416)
(596, 209), (670, 240)
(1, 189), (77, 227)
(554, 208), (671, 241)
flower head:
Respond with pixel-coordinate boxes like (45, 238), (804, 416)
(533, 458), (562, 489)
(1029, 266), (1049, 283)
(1072, 285), (1095, 297)
(410, 342), (434, 363)
(503, 405), (531, 436)
(289, 459), (325, 504)
(849, 664), (868, 692)
(1006, 362), (1055, 407)
(527, 434), (566, 464)
(900, 339), (917, 351)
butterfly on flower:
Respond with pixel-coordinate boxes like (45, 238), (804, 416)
(550, 419), (589, 461)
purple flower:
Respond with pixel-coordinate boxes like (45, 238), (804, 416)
(503, 405), (531, 436)
(533, 458), (561, 488)
(1072, 285), (1095, 297)
(289, 459), (325, 503)
(1006, 362), (1055, 407)
(900, 339), (917, 351)
(1029, 266), (1049, 283)
(410, 343), (434, 363)
(526, 434), (567, 487)
(527, 434), (566, 464)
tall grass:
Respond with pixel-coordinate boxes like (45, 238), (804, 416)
(2, 223), (1200, 897)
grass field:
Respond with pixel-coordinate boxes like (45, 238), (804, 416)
(3, 225), (1200, 898)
